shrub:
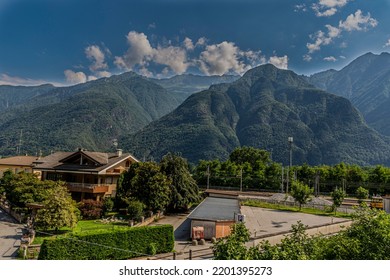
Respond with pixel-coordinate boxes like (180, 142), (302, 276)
(102, 197), (114, 214)
(78, 199), (104, 219)
(356, 186), (369, 204)
(38, 225), (174, 260)
(127, 200), (145, 221)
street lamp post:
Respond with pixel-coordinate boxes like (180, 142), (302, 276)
(288, 136), (293, 168)
(286, 137), (293, 193)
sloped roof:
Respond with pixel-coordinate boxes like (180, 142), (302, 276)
(187, 197), (240, 222)
(33, 150), (138, 173)
(0, 156), (39, 167)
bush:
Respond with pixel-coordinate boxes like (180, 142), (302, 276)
(78, 199), (104, 219)
(38, 225), (174, 260)
(127, 200), (145, 221)
(102, 197), (114, 214)
(356, 186), (369, 204)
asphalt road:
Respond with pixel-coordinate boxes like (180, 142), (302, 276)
(0, 209), (22, 260)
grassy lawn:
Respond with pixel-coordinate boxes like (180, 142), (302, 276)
(32, 218), (129, 245)
(242, 199), (352, 219)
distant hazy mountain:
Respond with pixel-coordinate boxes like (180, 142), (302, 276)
(0, 84), (55, 112)
(0, 72), (180, 156)
(150, 74), (240, 103)
(308, 52), (390, 136)
(122, 64), (390, 166)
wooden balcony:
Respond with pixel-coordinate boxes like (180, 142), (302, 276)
(66, 182), (114, 193)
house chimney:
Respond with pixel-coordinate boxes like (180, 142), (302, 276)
(117, 149), (123, 157)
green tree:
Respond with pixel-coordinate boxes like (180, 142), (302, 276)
(229, 146), (270, 171)
(212, 222), (251, 260)
(1, 171), (53, 210)
(35, 182), (79, 231)
(160, 153), (200, 211)
(331, 187), (345, 213)
(118, 162), (172, 212)
(290, 181), (313, 210)
(355, 186), (369, 205)
(127, 200), (145, 221)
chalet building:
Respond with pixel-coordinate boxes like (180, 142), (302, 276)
(33, 149), (138, 201)
(0, 156), (40, 177)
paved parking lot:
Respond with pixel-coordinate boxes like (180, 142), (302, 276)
(241, 206), (349, 238)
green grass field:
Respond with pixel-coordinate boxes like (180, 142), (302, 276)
(242, 199), (352, 219)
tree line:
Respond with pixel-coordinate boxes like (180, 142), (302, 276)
(193, 146), (390, 196)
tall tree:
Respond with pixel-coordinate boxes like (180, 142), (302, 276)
(160, 153), (200, 211)
(35, 182), (79, 231)
(117, 162), (172, 212)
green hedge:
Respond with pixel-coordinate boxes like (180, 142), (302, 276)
(38, 224), (174, 260)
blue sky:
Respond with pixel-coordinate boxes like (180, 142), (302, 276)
(0, 0), (390, 85)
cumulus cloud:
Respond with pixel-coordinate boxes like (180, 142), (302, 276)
(269, 55), (288, 69)
(306, 10), (377, 56)
(85, 45), (108, 72)
(384, 39), (390, 48)
(114, 31), (189, 74)
(154, 45), (189, 74)
(324, 56), (337, 62)
(114, 31), (154, 70)
(64, 70), (87, 84)
(114, 31), (269, 76)
(312, 0), (353, 17)
(339, 10), (378, 31)
(183, 37), (194, 50)
(198, 42), (267, 75)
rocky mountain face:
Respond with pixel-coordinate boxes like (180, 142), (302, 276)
(121, 64), (390, 165)
(308, 52), (390, 136)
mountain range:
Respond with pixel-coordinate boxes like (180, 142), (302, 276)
(0, 72), (179, 155)
(308, 52), (390, 136)
(121, 64), (390, 166)
(1, 52), (390, 166)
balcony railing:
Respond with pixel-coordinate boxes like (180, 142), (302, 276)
(66, 182), (115, 193)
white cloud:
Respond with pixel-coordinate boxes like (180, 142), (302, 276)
(339, 10), (378, 31)
(198, 41), (252, 75)
(115, 31), (265, 76)
(196, 37), (207, 47)
(154, 45), (189, 74)
(306, 10), (377, 56)
(294, 4), (307, 12)
(384, 39), (390, 48)
(114, 31), (189, 74)
(268, 55), (288, 69)
(85, 45), (108, 72)
(183, 37), (194, 50)
(114, 31), (154, 70)
(64, 70), (87, 84)
(324, 56), (337, 62)
(312, 0), (353, 17)
(303, 54), (312, 62)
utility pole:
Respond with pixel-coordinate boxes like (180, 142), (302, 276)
(288, 136), (293, 168)
(239, 168), (243, 193)
(206, 165), (210, 190)
(281, 166), (284, 193)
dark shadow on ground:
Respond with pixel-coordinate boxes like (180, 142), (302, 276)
(174, 218), (191, 241)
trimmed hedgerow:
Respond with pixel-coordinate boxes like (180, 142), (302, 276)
(38, 224), (174, 260)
